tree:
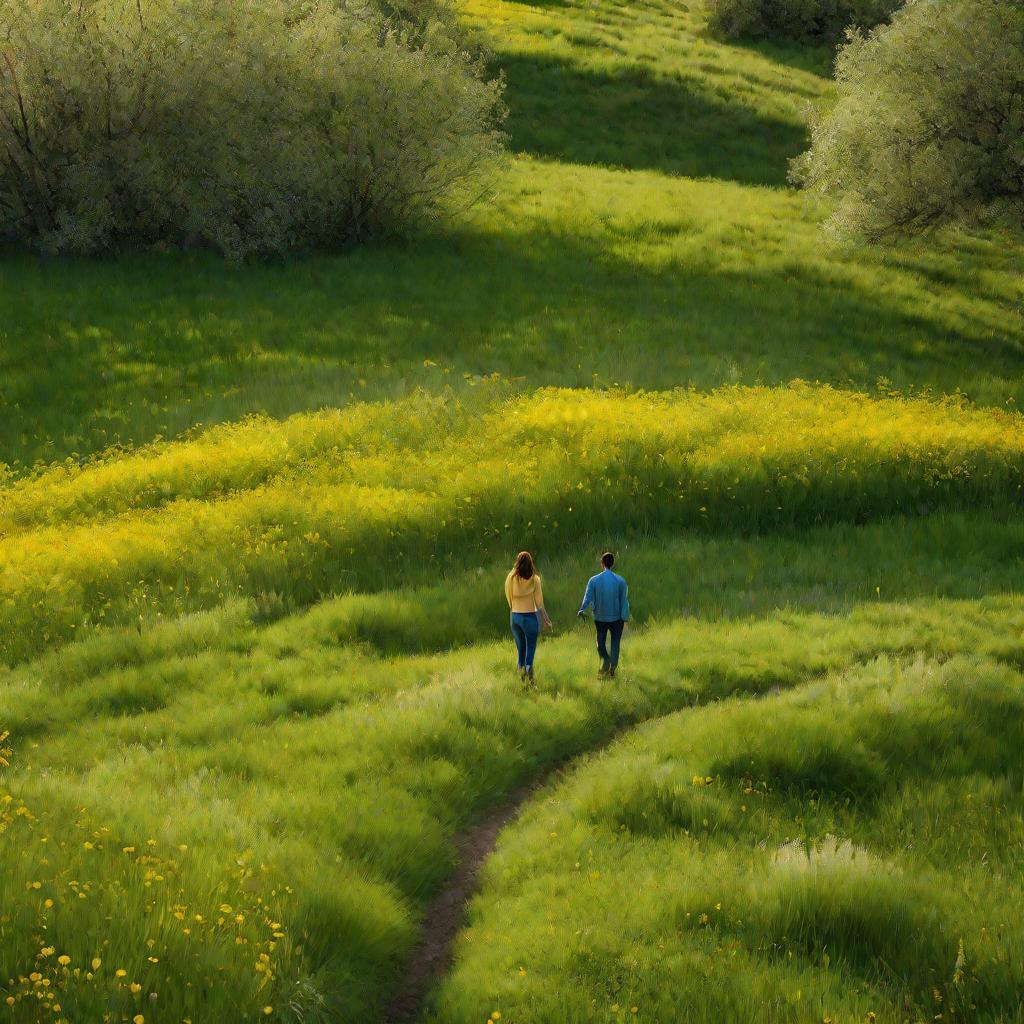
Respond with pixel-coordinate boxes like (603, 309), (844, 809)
(791, 0), (1024, 240)
(0, 0), (504, 257)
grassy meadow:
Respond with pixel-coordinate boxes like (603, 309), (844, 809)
(2, 0), (1022, 468)
(433, 649), (1024, 1023)
(2, 0), (1023, 1022)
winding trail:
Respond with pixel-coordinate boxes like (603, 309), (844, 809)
(382, 766), (565, 1023)
(379, 668), (827, 1022)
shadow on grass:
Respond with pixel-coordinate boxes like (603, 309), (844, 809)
(507, 0), (573, 8)
(1, 225), (1023, 466)
(719, 33), (835, 79)
(497, 51), (808, 186)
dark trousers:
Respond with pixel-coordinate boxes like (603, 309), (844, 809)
(595, 619), (624, 673)
(511, 612), (540, 670)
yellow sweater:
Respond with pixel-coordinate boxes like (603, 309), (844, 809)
(505, 571), (545, 613)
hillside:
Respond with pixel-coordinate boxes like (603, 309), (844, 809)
(1, 1), (1021, 470)
(1, 0), (1023, 1022)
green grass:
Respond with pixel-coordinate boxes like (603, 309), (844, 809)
(3, 515), (1024, 1020)
(432, 653), (1024, 1022)
(2, 0), (1023, 1020)
(1, 0), (1021, 469)
(4, 583), (1024, 1021)
(3, 385), (1024, 666)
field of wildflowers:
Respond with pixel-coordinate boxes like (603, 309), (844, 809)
(3, 584), (1024, 1021)
(3, 397), (1023, 1022)
(2, 385), (1023, 666)
(2, 0), (1022, 1018)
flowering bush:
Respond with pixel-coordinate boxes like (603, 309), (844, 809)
(0, 0), (504, 257)
(792, 0), (1024, 240)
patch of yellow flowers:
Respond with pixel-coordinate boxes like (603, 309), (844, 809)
(0, 737), (296, 1021)
(2, 383), (1023, 664)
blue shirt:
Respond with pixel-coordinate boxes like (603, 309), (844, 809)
(577, 568), (630, 623)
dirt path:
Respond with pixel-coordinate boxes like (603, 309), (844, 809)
(382, 768), (562, 1023)
(379, 667), (815, 1023)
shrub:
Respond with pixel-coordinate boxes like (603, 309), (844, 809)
(707, 0), (900, 42)
(0, 0), (504, 257)
(792, 0), (1024, 240)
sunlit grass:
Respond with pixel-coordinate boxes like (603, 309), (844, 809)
(433, 654), (1024, 1022)
(2, 385), (1023, 664)
(1, 0), (1022, 470)
(2, 0), (1022, 1019)
(4, 591), (1024, 1021)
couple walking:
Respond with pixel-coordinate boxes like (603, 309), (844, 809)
(504, 550), (630, 683)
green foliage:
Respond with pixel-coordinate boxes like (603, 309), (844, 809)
(1, 0), (1022, 1018)
(0, 0), (503, 257)
(2, 0), (1023, 468)
(793, 0), (1024, 239)
(707, 0), (900, 42)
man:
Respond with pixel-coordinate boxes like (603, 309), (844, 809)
(576, 551), (630, 677)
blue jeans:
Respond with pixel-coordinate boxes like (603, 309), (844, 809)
(510, 612), (540, 671)
(595, 619), (624, 673)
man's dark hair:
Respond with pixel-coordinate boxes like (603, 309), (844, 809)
(601, 551), (615, 568)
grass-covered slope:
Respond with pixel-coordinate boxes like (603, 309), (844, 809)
(434, 653), (1024, 1022)
(1, 0), (1022, 1020)
(1, 0), (1022, 469)
(3, 593), (1024, 1022)
(2, 385), (1023, 664)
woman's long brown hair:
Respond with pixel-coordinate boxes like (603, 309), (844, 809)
(513, 551), (535, 580)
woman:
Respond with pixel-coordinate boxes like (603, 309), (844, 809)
(504, 551), (552, 683)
